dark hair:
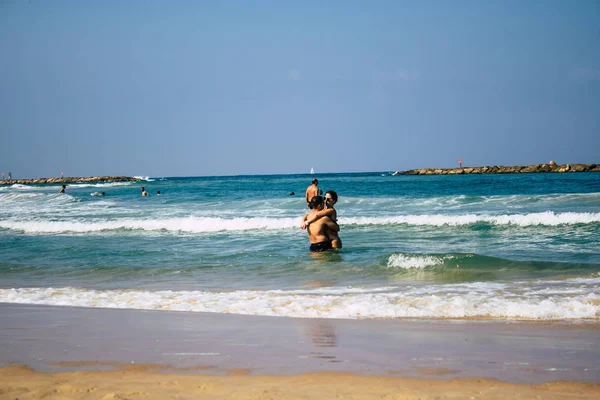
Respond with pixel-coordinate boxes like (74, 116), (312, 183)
(309, 195), (324, 209)
(325, 190), (338, 203)
(101, 192), (105, 195)
(312, 178), (318, 185)
(157, 191), (161, 194)
(141, 187), (145, 191)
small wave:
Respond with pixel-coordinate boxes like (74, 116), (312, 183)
(0, 217), (299, 234)
(384, 253), (600, 278)
(0, 192), (77, 207)
(0, 184), (37, 191)
(1, 281), (597, 320)
(0, 192), (45, 200)
(10, 184), (30, 189)
(387, 253), (454, 269)
(133, 176), (155, 182)
(68, 182), (135, 188)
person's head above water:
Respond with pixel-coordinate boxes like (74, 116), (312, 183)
(325, 190), (338, 205)
(312, 178), (318, 185)
(309, 195), (324, 210)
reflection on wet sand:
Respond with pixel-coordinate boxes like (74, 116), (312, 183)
(306, 320), (337, 348)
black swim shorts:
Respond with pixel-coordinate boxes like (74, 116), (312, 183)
(310, 241), (333, 252)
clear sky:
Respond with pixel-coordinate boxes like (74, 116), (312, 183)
(1, 0), (599, 178)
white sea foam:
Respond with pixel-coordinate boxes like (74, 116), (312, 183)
(0, 281), (597, 320)
(1, 211), (598, 234)
(387, 253), (453, 269)
(133, 176), (155, 182)
(343, 211), (600, 227)
(0, 217), (299, 234)
(0, 184), (42, 191)
(68, 182), (135, 188)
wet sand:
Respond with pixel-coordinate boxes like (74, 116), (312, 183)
(1, 304), (599, 399)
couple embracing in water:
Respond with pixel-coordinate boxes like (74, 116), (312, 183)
(301, 179), (342, 252)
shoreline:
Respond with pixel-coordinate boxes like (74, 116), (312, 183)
(1, 304), (599, 399)
(398, 162), (599, 175)
(0, 176), (138, 185)
(1, 304), (599, 381)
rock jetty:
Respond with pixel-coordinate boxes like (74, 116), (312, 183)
(0, 176), (139, 185)
(398, 162), (599, 176)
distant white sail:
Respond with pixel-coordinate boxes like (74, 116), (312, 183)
(310, 167), (315, 174)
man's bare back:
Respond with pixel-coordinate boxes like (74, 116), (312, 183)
(305, 179), (319, 205)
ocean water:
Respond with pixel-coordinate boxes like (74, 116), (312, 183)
(0, 172), (599, 321)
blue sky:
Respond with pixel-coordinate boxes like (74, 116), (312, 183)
(1, 0), (599, 178)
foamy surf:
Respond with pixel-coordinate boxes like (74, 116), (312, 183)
(343, 211), (600, 227)
(1, 211), (598, 234)
(0, 279), (598, 320)
(133, 176), (155, 182)
(66, 182), (136, 188)
(0, 217), (299, 234)
(387, 253), (455, 269)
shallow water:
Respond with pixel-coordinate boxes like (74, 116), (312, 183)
(1, 172), (599, 320)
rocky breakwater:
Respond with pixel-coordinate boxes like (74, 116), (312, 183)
(0, 176), (139, 185)
(400, 161), (600, 175)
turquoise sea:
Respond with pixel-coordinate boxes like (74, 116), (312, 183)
(0, 172), (599, 321)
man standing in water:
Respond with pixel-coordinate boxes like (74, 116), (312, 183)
(305, 178), (319, 207)
(304, 195), (339, 252)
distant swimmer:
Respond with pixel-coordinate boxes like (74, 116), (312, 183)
(302, 195), (339, 252)
(141, 187), (150, 197)
(59, 185), (66, 193)
(290, 191), (295, 196)
(91, 192), (105, 196)
(305, 178), (318, 207)
(156, 190), (161, 196)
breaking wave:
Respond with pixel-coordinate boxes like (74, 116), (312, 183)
(1, 279), (598, 320)
(343, 211), (600, 227)
(1, 211), (598, 234)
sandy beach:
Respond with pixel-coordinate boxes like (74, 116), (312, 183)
(2, 364), (599, 400)
(1, 304), (599, 399)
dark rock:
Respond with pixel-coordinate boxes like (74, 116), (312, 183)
(0, 176), (139, 185)
(399, 163), (599, 176)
